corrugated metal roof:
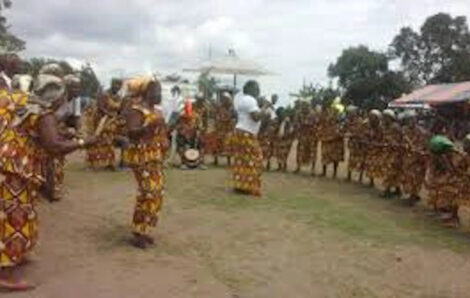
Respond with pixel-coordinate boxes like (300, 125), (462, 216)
(392, 81), (470, 106)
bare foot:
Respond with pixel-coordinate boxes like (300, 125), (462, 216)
(131, 234), (148, 249)
(142, 234), (155, 245)
(0, 279), (36, 292)
(0, 270), (36, 292)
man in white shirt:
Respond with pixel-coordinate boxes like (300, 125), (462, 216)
(230, 80), (271, 196)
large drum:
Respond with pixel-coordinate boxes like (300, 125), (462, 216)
(183, 148), (201, 169)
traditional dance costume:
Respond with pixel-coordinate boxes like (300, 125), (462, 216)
(124, 105), (168, 236)
(229, 94), (263, 196)
(0, 91), (45, 267)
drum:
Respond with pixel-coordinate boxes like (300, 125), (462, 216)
(183, 148), (201, 168)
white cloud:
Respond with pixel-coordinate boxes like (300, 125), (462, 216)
(6, 0), (470, 105)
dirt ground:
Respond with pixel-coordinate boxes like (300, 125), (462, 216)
(8, 151), (470, 298)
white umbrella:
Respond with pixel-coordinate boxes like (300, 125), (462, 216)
(184, 50), (272, 88)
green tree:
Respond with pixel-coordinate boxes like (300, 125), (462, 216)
(296, 83), (340, 107)
(390, 13), (470, 86)
(328, 45), (410, 110)
(0, 0), (26, 53)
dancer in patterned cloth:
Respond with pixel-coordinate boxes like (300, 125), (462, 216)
(43, 74), (82, 202)
(229, 80), (271, 196)
(193, 93), (211, 169)
(363, 110), (383, 187)
(425, 140), (461, 225)
(0, 74), (97, 291)
(122, 76), (168, 248)
(344, 106), (366, 182)
(456, 136), (470, 217)
(400, 111), (429, 204)
(213, 92), (236, 166)
(86, 78), (122, 170)
(319, 106), (344, 178)
(294, 101), (317, 174)
(258, 104), (275, 171)
(273, 108), (295, 172)
(379, 109), (403, 198)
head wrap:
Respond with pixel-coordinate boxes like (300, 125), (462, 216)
(63, 74), (81, 87)
(346, 105), (358, 115)
(397, 112), (406, 122)
(33, 74), (65, 104)
(120, 76), (156, 98)
(402, 110), (417, 120)
(39, 63), (65, 78)
(464, 134), (470, 148)
(382, 109), (396, 120)
(11, 74), (33, 93)
(369, 109), (381, 119)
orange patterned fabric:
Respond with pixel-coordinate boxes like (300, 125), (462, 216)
(0, 90), (45, 268)
(345, 116), (366, 172)
(426, 153), (461, 210)
(400, 126), (429, 196)
(123, 107), (168, 166)
(378, 123), (403, 188)
(296, 112), (317, 165)
(229, 129), (263, 196)
(0, 177), (39, 267)
(0, 95), (48, 185)
(85, 93), (122, 169)
(214, 105), (235, 155)
(131, 162), (164, 236)
(124, 105), (168, 236)
(319, 110), (344, 165)
(273, 119), (294, 165)
(363, 121), (383, 180)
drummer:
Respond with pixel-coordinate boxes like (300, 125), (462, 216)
(176, 93), (207, 170)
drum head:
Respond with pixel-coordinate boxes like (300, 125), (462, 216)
(184, 149), (200, 161)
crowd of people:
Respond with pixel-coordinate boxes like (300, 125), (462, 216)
(1, 53), (470, 291)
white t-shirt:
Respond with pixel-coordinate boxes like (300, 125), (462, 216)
(235, 94), (261, 135)
(162, 94), (183, 124)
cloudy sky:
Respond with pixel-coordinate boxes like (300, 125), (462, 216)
(5, 0), (470, 103)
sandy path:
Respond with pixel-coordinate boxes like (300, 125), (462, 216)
(8, 153), (470, 298)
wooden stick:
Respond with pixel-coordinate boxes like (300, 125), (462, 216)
(94, 115), (109, 136)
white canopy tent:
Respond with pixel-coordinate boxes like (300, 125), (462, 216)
(184, 50), (273, 89)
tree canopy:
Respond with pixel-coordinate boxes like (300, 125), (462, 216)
(328, 45), (410, 110)
(0, 0), (25, 53)
(390, 13), (470, 86)
(296, 83), (340, 107)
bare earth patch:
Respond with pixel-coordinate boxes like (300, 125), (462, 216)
(9, 152), (470, 298)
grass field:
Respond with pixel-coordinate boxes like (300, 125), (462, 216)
(10, 153), (470, 298)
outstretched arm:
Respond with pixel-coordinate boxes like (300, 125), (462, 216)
(38, 113), (95, 155)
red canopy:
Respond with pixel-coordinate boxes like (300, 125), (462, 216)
(389, 81), (470, 108)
